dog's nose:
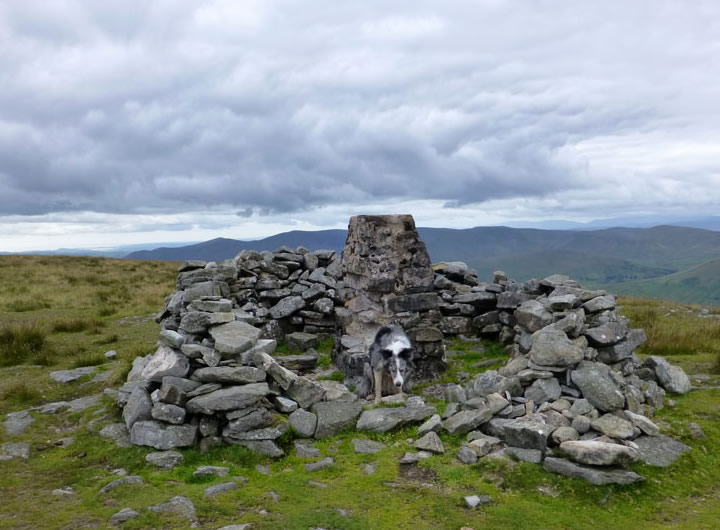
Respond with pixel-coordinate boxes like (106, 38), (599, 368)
(395, 381), (402, 387)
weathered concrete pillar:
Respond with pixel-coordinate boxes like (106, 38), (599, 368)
(333, 214), (446, 381)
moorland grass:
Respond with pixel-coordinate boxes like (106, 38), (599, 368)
(0, 321), (47, 366)
(619, 296), (720, 373)
(1, 256), (720, 528)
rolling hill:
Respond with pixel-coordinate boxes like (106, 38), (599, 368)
(125, 225), (720, 304)
(611, 258), (720, 306)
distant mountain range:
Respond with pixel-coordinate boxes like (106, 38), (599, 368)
(124, 225), (720, 306)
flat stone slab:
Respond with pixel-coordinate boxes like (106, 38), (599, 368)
(559, 440), (639, 466)
(191, 366), (267, 384)
(146, 451), (184, 469)
(543, 457), (645, 485)
(210, 321), (262, 354)
(100, 476), (144, 494)
(305, 457), (334, 472)
(130, 421), (197, 450)
(4, 410), (34, 435)
(356, 406), (436, 434)
(352, 438), (387, 454)
(205, 482), (239, 497)
(148, 496), (196, 521)
(50, 367), (96, 383)
(193, 465), (230, 478)
(186, 383), (270, 414)
(633, 435), (691, 467)
(2, 442), (30, 459)
(99, 423), (131, 448)
(312, 401), (363, 439)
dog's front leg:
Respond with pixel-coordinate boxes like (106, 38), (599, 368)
(373, 368), (384, 404)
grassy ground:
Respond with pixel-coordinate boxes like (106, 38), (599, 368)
(1, 256), (719, 529)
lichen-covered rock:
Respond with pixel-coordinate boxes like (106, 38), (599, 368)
(140, 346), (190, 382)
(570, 362), (625, 412)
(558, 440), (638, 466)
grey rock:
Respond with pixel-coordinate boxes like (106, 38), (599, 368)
(552, 426), (580, 444)
(4, 410), (34, 435)
(151, 403), (186, 425)
(210, 321), (262, 355)
(570, 362), (625, 412)
(352, 438), (387, 454)
(312, 401), (364, 439)
(316, 381), (355, 402)
(104, 350), (118, 360)
(99, 423), (131, 448)
(515, 300), (553, 332)
(272, 396), (298, 413)
(140, 345), (190, 382)
(109, 507), (140, 525)
(193, 466), (230, 478)
(506, 447), (543, 463)
(186, 383), (270, 414)
(417, 414), (442, 435)
(688, 422), (705, 439)
(148, 496), (196, 521)
(469, 370), (522, 398)
(445, 384), (467, 403)
(159, 329), (185, 348)
(633, 435), (691, 467)
(457, 446), (479, 464)
(225, 409), (274, 435)
(559, 440), (638, 466)
(591, 414), (635, 439)
(2, 442), (30, 459)
(130, 421), (197, 450)
(229, 440), (284, 457)
(305, 457), (334, 472)
(503, 416), (552, 451)
(464, 494), (492, 508)
(192, 366), (267, 384)
(529, 328), (584, 367)
(414, 431), (445, 454)
(286, 332), (320, 351)
(146, 450), (184, 469)
(186, 383), (222, 399)
(399, 451), (432, 464)
(442, 402), (459, 419)
(50, 366), (96, 383)
(597, 329), (647, 363)
(289, 408), (318, 438)
(582, 295), (616, 314)
(543, 457), (644, 485)
(295, 440), (322, 458)
(205, 482), (239, 497)
(645, 356), (692, 394)
(356, 406), (436, 433)
(442, 408), (493, 435)
(571, 415), (592, 434)
(100, 476), (143, 494)
(126, 355), (153, 383)
(123, 387), (153, 430)
(623, 410), (660, 436)
(524, 378), (562, 405)
(286, 377), (326, 409)
(223, 421), (288, 441)
(274, 353), (319, 371)
(67, 394), (102, 412)
(180, 311), (234, 334)
(269, 296), (306, 319)
(569, 398), (595, 416)
(584, 322), (628, 346)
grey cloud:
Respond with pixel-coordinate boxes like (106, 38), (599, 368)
(0, 1), (718, 218)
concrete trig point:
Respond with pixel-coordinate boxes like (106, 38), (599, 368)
(333, 214), (447, 381)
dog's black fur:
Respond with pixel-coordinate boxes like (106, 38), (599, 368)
(356, 324), (415, 403)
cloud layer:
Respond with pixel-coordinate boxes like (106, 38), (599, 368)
(1, 1), (719, 249)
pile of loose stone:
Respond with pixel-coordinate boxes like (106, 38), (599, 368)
(419, 271), (693, 484)
(110, 243), (694, 484)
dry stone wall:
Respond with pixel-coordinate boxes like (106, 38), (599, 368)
(112, 215), (693, 484)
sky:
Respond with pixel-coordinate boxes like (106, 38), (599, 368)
(1, 0), (719, 252)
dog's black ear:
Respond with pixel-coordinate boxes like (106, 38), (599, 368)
(399, 348), (414, 361)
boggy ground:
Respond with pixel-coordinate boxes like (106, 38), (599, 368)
(0, 255), (719, 529)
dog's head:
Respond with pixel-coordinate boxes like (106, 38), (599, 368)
(375, 325), (415, 388)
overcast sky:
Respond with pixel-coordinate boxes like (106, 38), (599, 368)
(1, 1), (719, 251)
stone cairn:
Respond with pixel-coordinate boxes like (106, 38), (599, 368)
(113, 214), (692, 484)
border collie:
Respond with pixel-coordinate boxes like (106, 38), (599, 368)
(356, 324), (415, 404)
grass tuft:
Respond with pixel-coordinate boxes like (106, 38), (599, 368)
(0, 322), (47, 366)
(69, 352), (108, 368)
(1, 381), (42, 406)
(52, 317), (106, 334)
(6, 298), (51, 312)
